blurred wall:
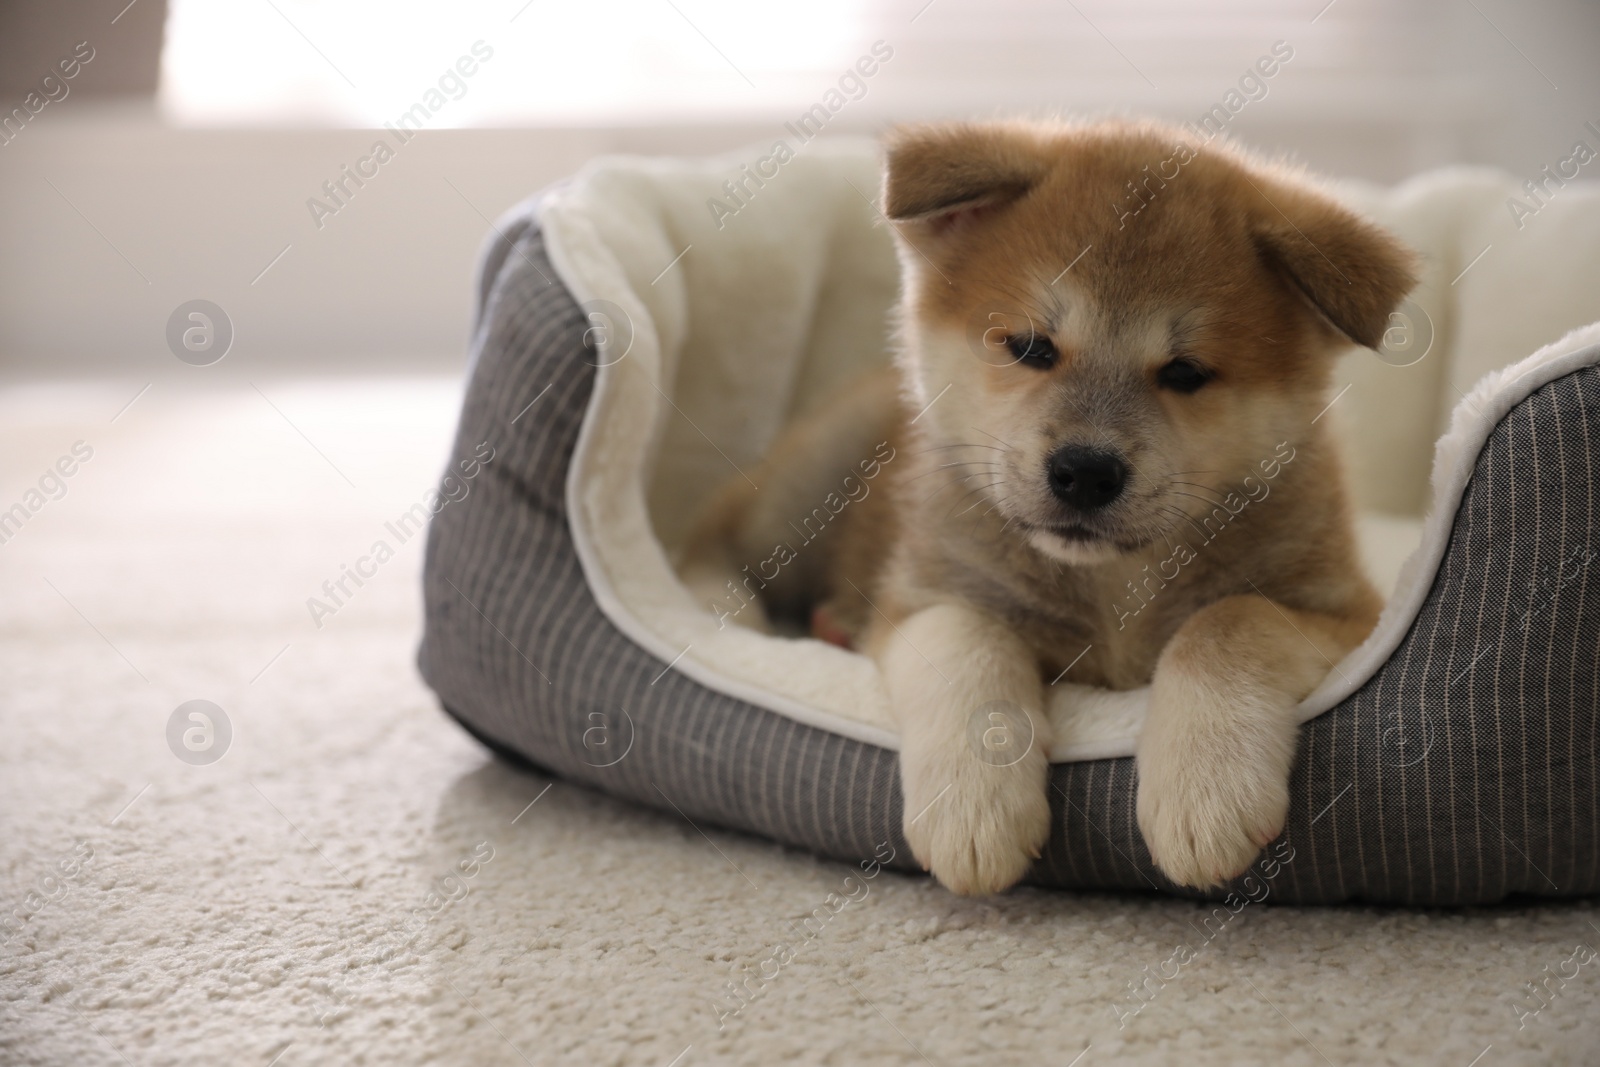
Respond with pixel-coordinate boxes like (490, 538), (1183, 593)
(0, 0), (167, 96)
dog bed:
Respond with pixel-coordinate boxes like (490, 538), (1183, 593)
(418, 140), (1600, 905)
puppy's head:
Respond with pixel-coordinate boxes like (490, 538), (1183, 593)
(883, 120), (1417, 564)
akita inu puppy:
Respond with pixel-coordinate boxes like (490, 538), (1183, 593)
(683, 119), (1416, 894)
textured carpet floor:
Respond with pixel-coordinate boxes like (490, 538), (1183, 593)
(2, 379), (1597, 1067)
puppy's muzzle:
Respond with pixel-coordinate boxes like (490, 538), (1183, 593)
(1047, 445), (1128, 512)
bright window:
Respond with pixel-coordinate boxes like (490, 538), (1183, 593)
(160, 0), (871, 125)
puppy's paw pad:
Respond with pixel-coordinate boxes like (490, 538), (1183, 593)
(902, 761), (1050, 897)
(1137, 771), (1287, 890)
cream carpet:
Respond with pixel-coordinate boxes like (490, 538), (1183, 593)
(2, 378), (1597, 1067)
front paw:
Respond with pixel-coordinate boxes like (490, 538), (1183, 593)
(900, 737), (1050, 896)
(1135, 701), (1293, 890)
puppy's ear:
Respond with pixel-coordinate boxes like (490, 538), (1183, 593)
(1250, 180), (1419, 350)
(882, 123), (1049, 232)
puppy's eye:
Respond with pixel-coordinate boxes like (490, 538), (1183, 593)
(1157, 357), (1213, 394)
(1005, 333), (1057, 369)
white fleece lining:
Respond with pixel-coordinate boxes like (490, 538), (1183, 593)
(538, 147), (1600, 763)
(543, 152), (905, 753)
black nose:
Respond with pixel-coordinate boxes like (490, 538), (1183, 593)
(1048, 446), (1128, 511)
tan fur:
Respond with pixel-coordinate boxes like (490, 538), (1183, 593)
(682, 119), (1415, 894)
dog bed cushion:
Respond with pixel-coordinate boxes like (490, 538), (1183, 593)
(419, 141), (1600, 904)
